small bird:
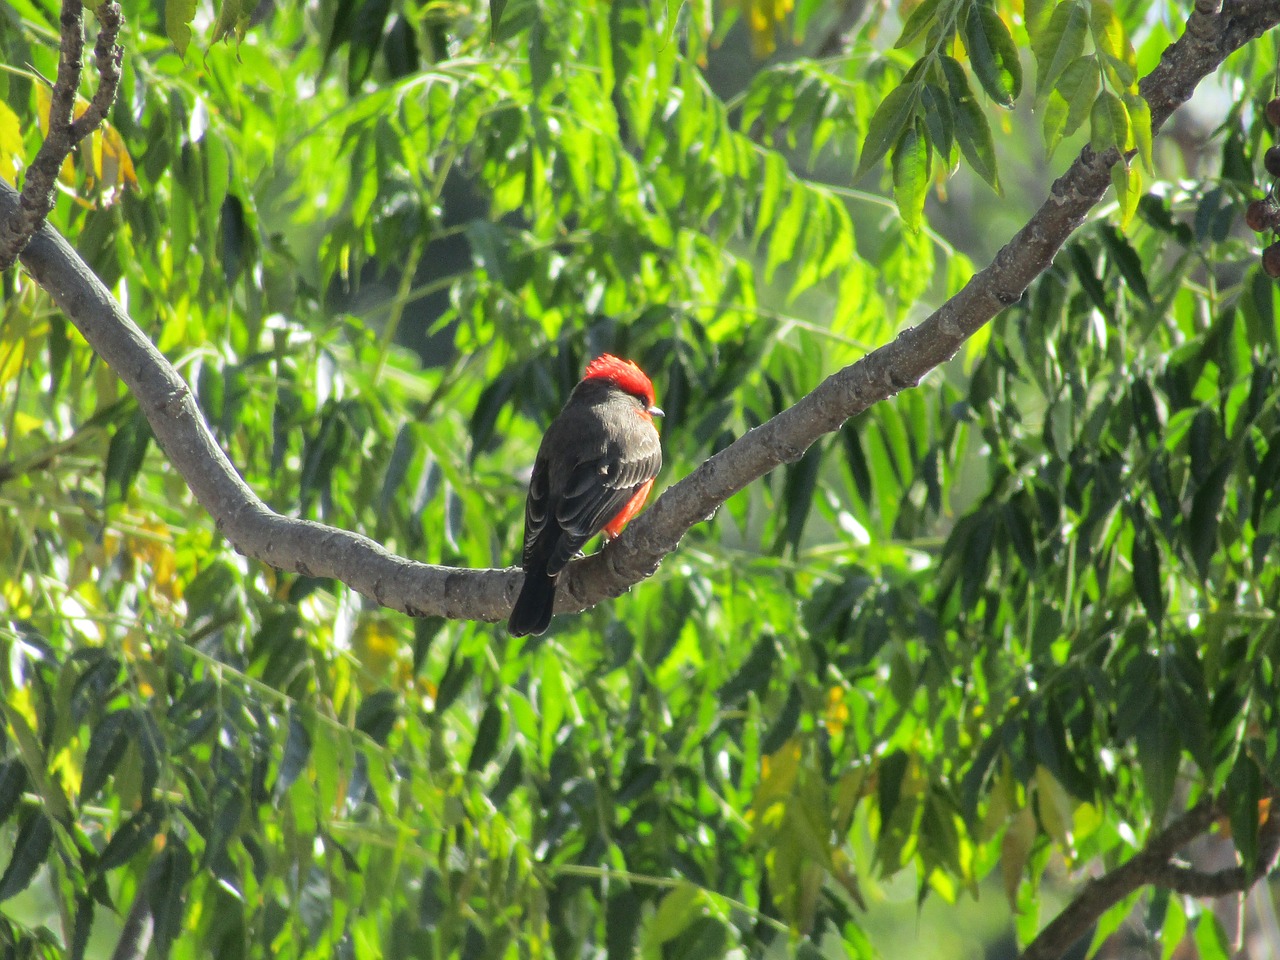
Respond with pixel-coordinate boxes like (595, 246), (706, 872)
(508, 354), (663, 637)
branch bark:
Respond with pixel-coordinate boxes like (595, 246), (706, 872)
(0, 1), (124, 271)
(2, 0), (1278, 623)
(1016, 796), (1280, 960)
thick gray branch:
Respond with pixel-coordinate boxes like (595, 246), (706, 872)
(4, 0), (1278, 622)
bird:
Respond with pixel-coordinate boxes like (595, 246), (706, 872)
(507, 354), (663, 636)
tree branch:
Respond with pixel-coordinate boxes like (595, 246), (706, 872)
(0, 0), (124, 272)
(1016, 796), (1280, 960)
(3, 0), (1277, 624)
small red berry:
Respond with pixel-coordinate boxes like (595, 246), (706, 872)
(1264, 242), (1280, 279)
(1246, 199), (1280, 232)
(1267, 98), (1280, 128)
(1266, 145), (1280, 179)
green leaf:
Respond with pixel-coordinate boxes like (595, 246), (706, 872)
(1188, 462), (1230, 580)
(1126, 92), (1154, 171)
(274, 709), (312, 801)
(942, 58), (1000, 192)
(146, 843), (194, 960)
(920, 83), (954, 161)
(1100, 224), (1152, 303)
(892, 117), (931, 234)
(1130, 518), (1163, 625)
(1110, 160), (1141, 229)
(761, 683), (802, 755)
(165, 0), (197, 55)
(1090, 0), (1136, 88)
(467, 703), (504, 772)
(1033, 0), (1089, 101)
(1024, 0), (1056, 40)
(1090, 89), (1130, 154)
(80, 710), (131, 800)
(490, 0), (508, 38)
(0, 760), (26, 830)
(964, 6), (1022, 108)
(104, 409), (153, 507)
(607, 890), (643, 960)
(1135, 700), (1179, 823)
(856, 82), (919, 179)
(718, 635), (779, 705)
(1042, 56), (1099, 156)
(1192, 913), (1232, 960)
(1161, 896), (1188, 960)
(1226, 755), (1263, 876)
(97, 805), (162, 873)
(0, 812), (53, 902)
(895, 0), (943, 49)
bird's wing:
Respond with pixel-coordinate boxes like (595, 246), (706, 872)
(545, 432), (662, 574)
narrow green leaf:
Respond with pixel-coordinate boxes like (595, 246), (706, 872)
(274, 709), (312, 801)
(1090, 0), (1136, 88)
(1226, 755), (1263, 876)
(1024, 0), (1055, 41)
(1135, 700), (1179, 823)
(468, 704), (503, 772)
(895, 0), (943, 48)
(1192, 913), (1231, 960)
(1100, 225), (1151, 302)
(0, 761), (27, 829)
(892, 118), (930, 234)
(146, 843), (194, 960)
(1042, 56), (1099, 156)
(490, 0), (508, 38)
(1110, 160), (1141, 228)
(1130, 519), (1163, 624)
(856, 82), (918, 179)
(1126, 92), (1153, 171)
(964, 6), (1022, 108)
(81, 710), (131, 800)
(1161, 896), (1188, 960)
(760, 683), (802, 755)
(1090, 89), (1129, 154)
(607, 890), (644, 960)
(165, 0), (196, 55)
(104, 409), (153, 507)
(920, 82), (954, 161)
(97, 805), (161, 873)
(718, 635), (779, 705)
(1188, 462), (1230, 580)
(0, 812), (53, 902)
(942, 58), (1000, 191)
(1033, 0), (1088, 101)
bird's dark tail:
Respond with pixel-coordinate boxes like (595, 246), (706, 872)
(508, 569), (557, 636)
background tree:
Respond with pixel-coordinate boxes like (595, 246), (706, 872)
(2, 1), (1280, 958)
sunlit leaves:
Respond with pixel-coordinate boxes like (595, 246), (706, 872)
(892, 118), (930, 234)
(964, 5), (1022, 108)
(942, 57), (1000, 192)
(1032, 0), (1089, 100)
(856, 83), (918, 180)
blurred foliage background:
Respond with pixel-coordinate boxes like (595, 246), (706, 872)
(2, 0), (1280, 957)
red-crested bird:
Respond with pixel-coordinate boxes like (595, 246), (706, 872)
(508, 355), (663, 636)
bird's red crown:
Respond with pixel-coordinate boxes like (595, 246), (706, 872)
(583, 354), (656, 407)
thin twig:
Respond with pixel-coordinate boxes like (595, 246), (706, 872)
(1017, 799), (1221, 960)
(0, 0), (124, 271)
(1017, 796), (1280, 960)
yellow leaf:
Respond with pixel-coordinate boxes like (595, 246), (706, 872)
(0, 100), (23, 184)
(1001, 806), (1037, 909)
(1034, 765), (1075, 850)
